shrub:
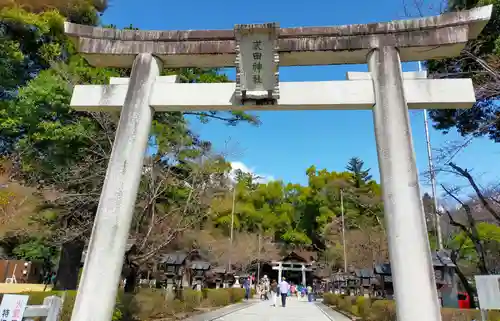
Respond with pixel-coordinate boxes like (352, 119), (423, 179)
(441, 308), (479, 321)
(123, 289), (167, 320)
(61, 291), (79, 321)
(351, 305), (359, 316)
(369, 300), (396, 321)
(323, 293), (338, 306)
(356, 296), (372, 320)
(327, 295), (500, 321)
(441, 308), (500, 321)
(206, 289), (230, 307)
(338, 296), (354, 314)
(227, 288), (245, 303)
(201, 287), (209, 299)
(182, 289), (202, 311)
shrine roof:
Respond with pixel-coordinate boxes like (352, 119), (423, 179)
(374, 250), (456, 275)
(64, 5), (491, 68)
(374, 263), (392, 275)
(431, 250), (456, 267)
(190, 260), (211, 270)
(158, 251), (188, 265)
(313, 267), (332, 279)
(355, 268), (375, 278)
(211, 267), (227, 274)
(280, 250), (316, 263)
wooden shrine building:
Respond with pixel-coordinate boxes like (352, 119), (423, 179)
(270, 251), (316, 286)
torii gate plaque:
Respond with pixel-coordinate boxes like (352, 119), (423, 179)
(65, 6), (492, 321)
(234, 23), (280, 104)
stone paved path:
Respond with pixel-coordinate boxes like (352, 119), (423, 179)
(213, 298), (347, 321)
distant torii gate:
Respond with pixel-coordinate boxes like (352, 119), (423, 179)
(65, 6), (492, 321)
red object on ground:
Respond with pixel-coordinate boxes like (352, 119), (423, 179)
(458, 292), (470, 309)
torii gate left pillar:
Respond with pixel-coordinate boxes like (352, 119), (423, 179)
(69, 53), (161, 321)
(65, 6), (492, 321)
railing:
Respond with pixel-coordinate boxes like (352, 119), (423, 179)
(23, 296), (62, 321)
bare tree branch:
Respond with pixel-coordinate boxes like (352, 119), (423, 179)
(448, 162), (500, 223)
(441, 184), (489, 274)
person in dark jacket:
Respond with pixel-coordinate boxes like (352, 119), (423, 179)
(243, 278), (251, 300)
(270, 279), (278, 306)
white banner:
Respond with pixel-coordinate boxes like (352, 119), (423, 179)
(0, 294), (29, 321)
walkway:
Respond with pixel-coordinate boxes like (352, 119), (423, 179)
(213, 298), (349, 321)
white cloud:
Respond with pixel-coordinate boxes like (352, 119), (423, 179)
(229, 161), (275, 184)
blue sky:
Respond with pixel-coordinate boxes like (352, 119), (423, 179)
(102, 0), (500, 200)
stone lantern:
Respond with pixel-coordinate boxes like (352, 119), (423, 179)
(190, 261), (211, 291)
(212, 267), (227, 289)
(233, 275), (241, 288)
(157, 252), (188, 297)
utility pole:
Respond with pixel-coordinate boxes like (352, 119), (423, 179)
(257, 232), (261, 282)
(341, 189), (347, 272)
(228, 184), (236, 273)
(418, 61), (444, 251)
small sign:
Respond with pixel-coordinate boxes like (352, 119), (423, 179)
(234, 23), (279, 104)
(475, 275), (500, 310)
(0, 295), (29, 321)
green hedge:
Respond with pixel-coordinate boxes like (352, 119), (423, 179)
(206, 289), (230, 307)
(224, 288), (246, 303)
(323, 293), (500, 321)
(0, 288), (242, 321)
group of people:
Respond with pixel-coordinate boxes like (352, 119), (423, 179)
(251, 275), (315, 307)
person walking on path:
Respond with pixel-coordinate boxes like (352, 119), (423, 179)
(270, 279), (278, 307)
(307, 285), (313, 302)
(278, 277), (290, 307)
(300, 285), (307, 301)
(263, 275), (270, 300)
(243, 277), (251, 300)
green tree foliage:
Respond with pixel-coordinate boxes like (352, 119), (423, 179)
(346, 157), (372, 188)
(427, 0), (500, 142)
(12, 238), (57, 262)
(211, 163), (384, 250)
(450, 222), (500, 273)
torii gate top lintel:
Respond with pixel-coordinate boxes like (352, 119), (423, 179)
(64, 5), (492, 68)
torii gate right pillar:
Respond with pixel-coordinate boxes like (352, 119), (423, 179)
(368, 46), (441, 321)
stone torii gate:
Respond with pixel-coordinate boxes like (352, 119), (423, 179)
(65, 6), (491, 321)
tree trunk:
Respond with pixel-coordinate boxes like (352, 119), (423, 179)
(124, 264), (139, 293)
(464, 206), (489, 274)
(454, 264), (477, 309)
(53, 239), (85, 291)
